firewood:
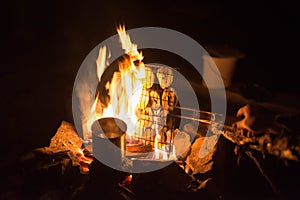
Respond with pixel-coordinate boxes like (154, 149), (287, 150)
(20, 121), (92, 175)
(185, 135), (217, 176)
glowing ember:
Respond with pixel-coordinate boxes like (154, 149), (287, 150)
(75, 148), (94, 174)
(124, 174), (133, 183)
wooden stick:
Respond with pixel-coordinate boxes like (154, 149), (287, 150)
(245, 150), (280, 197)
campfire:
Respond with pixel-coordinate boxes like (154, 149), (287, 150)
(84, 25), (189, 165)
(20, 24), (224, 177)
(7, 25), (300, 200)
(51, 24), (247, 176)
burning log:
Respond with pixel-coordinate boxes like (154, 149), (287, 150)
(1, 121), (96, 199)
(184, 135), (217, 176)
(219, 123), (300, 198)
(130, 161), (192, 199)
(21, 121), (93, 174)
(114, 174), (136, 200)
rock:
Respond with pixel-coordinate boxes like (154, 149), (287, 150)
(185, 135), (217, 175)
(173, 129), (191, 160)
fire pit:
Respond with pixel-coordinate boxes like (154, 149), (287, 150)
(73, 25), (238, 178)
(4, 25), (300, 200)
(77, 26), (195, 172)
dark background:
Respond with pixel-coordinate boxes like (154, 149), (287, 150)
(1, 0), (299, 167)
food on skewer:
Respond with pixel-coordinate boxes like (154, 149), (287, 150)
(162, 87), (178, 111)
(142, 67), (155, 89)
(137, 88), (150, 109)
(149, 90), (161, 110)
(156, 66), (173, 89)
(136, 107), (153, 128)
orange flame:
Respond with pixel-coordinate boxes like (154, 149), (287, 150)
(124, 174), (132, 183)
(85, 25), (146, 136)
(76, 148), (94, 174)
(117, 25), (143, 61)
(84, 25), (176, 161)
(96, 46), (108, 81)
